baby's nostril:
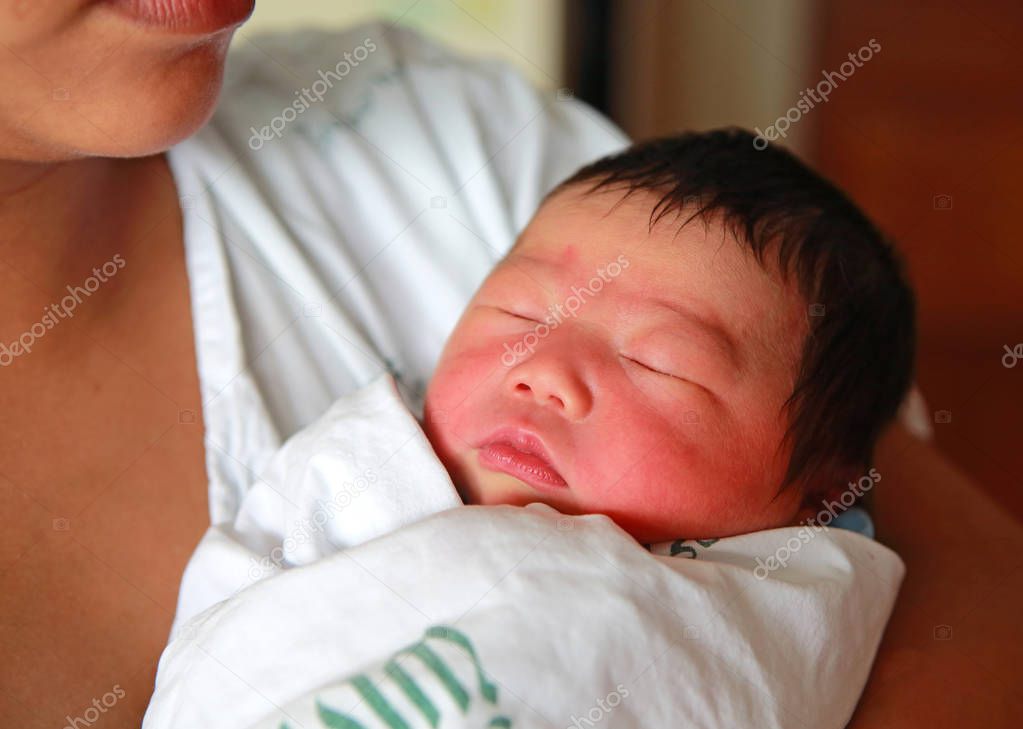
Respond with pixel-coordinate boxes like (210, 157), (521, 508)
(549, 395), (565, 409)
(514, 383), (531, 394)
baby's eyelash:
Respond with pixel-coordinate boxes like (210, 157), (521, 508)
(486, 305), (540, 323)
(621, 355), (717, 401)
(620, 354), (683, 381)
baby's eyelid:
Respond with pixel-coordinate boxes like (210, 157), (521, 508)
(480, 304), (540, 323)
(620, 354), (678, 378)
(620, 354), (718, 400)
(619, 353), (699, 386)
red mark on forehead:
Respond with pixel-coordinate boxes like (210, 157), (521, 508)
(560, 244), (579, 265)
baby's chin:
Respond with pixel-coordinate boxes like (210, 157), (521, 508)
(457, 468), (559, 507)
(450, 456), (803, 544)
(456, 469), (667, 544)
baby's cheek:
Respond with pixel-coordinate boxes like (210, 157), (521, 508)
(590, 414), (749, 533)
(430, 351), (494, 413)
(581, 421), (687, 505)
(619, 445), (704, 510)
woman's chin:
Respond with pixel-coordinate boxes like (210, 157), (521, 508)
(4, 31), (232, 162)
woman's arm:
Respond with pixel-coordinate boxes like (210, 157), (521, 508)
(848, 423), (1023, 726)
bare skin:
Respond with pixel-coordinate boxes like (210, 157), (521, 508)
(0, 154), (208, 727)
(1, 1), (237, 719)
(849, 422), (1023, 726)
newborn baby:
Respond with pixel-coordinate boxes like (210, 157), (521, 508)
(150, 129), (913, 729)
(422, 127), (916, 544)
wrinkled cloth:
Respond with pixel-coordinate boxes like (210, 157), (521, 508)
(170, 373), (462, 634)
(147, 373), (904, 729)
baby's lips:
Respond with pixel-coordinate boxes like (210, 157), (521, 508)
(477, 441), (568, 490)
(474, 425), (568, 489)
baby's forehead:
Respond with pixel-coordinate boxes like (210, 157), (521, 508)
(522, 186), (783, 287)
(510, 186), (808, 361)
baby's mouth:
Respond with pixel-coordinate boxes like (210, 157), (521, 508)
(475, 428), (568, 492)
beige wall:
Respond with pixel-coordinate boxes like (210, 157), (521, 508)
(242, 1), (816, 149)
(241, 0), (566, 90)
(610, 0), (817, 156)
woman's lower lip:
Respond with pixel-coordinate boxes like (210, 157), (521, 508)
(478, 443), (568, 491)
(104, 0), (254, 34)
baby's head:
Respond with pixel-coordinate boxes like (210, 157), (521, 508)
(423, 128), (915, 543)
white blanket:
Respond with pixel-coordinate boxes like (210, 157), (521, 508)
(145, 375), (904, 728)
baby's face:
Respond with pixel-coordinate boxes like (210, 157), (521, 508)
(423, 186), (809, 543)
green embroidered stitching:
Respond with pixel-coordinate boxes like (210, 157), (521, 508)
(423, 625), (498, 704)
(310, 624), (510, 728)
(351, 674), (410, 729)
(408, 643), (470, 711)
(383, 660), (439, 727)
(668, 538), (720, 558)
(316, 701), (367, 728)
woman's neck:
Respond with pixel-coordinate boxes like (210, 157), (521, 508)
(0, 155), (170, 317)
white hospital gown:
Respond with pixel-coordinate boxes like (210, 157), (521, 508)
(166, 20), (629, 531)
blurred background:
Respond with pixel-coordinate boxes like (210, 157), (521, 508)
(245, 0), (1022, 521)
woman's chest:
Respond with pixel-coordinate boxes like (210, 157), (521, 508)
(0, 207), (209, 726)
(0, 423), (208, 726)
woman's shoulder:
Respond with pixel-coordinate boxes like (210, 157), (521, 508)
(222, 20), (492, 92)
(218, 21), (519, 146)
(220, 21), (466, 115)
(163, 21), (628, 502)
(181, 20), (627, 224)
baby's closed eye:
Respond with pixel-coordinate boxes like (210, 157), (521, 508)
(619, 354), (687, 382)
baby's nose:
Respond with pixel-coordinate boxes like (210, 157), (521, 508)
(506, 361), (592, 420)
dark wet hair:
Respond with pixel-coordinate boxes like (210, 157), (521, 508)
(550, 127), (916, 494)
